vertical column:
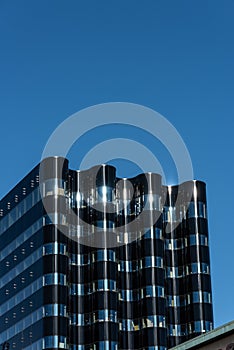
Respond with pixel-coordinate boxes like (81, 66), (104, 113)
(40, 156), (69, 349)
(139, 173), (167, 350)
(91, 165), (118, 350)
(183, 181), (213, 337)
(117, 178), (140, 350)
(164, 184), (187, 348)
(67, 169), (91, 349)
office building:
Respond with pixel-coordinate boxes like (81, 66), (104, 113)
(0, 157), (213, 349)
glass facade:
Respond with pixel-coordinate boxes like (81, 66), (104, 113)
(0, 157), (213, 349)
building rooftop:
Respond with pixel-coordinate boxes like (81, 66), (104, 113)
(170, 320), (234, 350)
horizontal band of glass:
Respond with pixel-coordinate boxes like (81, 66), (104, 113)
(117, 227), (162, 244)
(70, 346), (165, 350)
(40, 178), (65, 198)
(163, 206), (179, 223)
(0, 247), (42, 288)
(69, 227), (162, 242)
(0, 277), (43, 315)
(166, 263), (210, 278)
(119, 315), (166, 331)
(186, 201), (207, 219)
(70, 346), (92, 350)
(70, 279), (165, 301)
(43, 273), (67, 286)
(70, 250), (116, 266)
(0, 187), (40, 236)
(192, 291), (212, 304)
(168, 320), (213, 336)
(192, 320), (213, 333)
(118, 256), (163, 272)
(0, 218), (42, 262)
(70, 279), (117, 295)
(96, 186), (115, 203)
(91, 250), (116, 262)
(165, 238), (185, 250)
(165, 234), (208, 251)
(70, 251), (163, 269)
(144, 347), (167, 350)
(168, 323), (188, 337)
(71, 186), (115, 208)
(70, 341), (118, 350)
(143, 227), (163, 240)
(0, 307), (43, 344)
(20, 339), (43, 350)
(43, 303), (67, 317)
(119, 285), (164, 301)
(43, 213), (67, 226)
(43, 335), (67, 349)
(93, 309), (117, 323)
(43, 242), (67, 256)
(188, 262), (210, 275)
(189, 234), (208, 246)
(70, 253), (90, 266)
(70, 309), (117, 325)
(167, 291), (212, 307)
(142, 194), (161, 211)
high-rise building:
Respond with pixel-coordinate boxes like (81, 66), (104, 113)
(0, 157), (213, 350)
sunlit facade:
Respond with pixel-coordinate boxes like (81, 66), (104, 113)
(0, 157), (213, 349)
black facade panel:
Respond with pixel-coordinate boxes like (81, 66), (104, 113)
(43, 255), (68, 274)
(43, 316), (68, 336)
(93, 291), (118, 310)
(43, 285), (68, 304)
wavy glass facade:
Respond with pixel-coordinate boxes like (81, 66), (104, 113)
(0, 157), (213, 350)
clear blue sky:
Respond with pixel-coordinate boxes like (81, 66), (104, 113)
(0, 0), (234, 328)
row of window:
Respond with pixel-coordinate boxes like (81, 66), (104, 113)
(0, 277), (43, 315)
(70, 250), (116, 265)
(43, 273), (67, 286)
(70, 346), (166, 350)
(167, 291), (212, 307)
(43, 242), (67, 256)
(43, 303), (67, 317)
(0, 248), (42, 288)
(0, 187), (41, 235)
(69, 252), (163, 271)
(0, 307), (43, 344)
(1, 278), (164, 317)
(3, 301), (34, 326)
(119, 315), (166, 331)
(116, 228), (163, 244)
(43, 213), (67, 226)
(163, 201), (207, 223)
(0, 219), (42, 262)
(40, 178), (65, 198)
(168, 320), (213, 336)
(71, 312), (167, 330)
(118, 256), (163, 272)
(70, 341), (117, 350)
(15, 339), (43, 350)
(165, 234), (208, 250)
(119, 285), (165, 301)
(62, 222), (162, 241)
(71, 190), (161, 213)
(69, 281), (164, 300)
(8, 339), (167, 350)
(70, 279), (116, 295)
(70, 309), (117, 325)
(166, 263), (210, 278)
(43, 335), (67, 349)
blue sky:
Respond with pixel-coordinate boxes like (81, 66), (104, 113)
(0, 0), (234, 327)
